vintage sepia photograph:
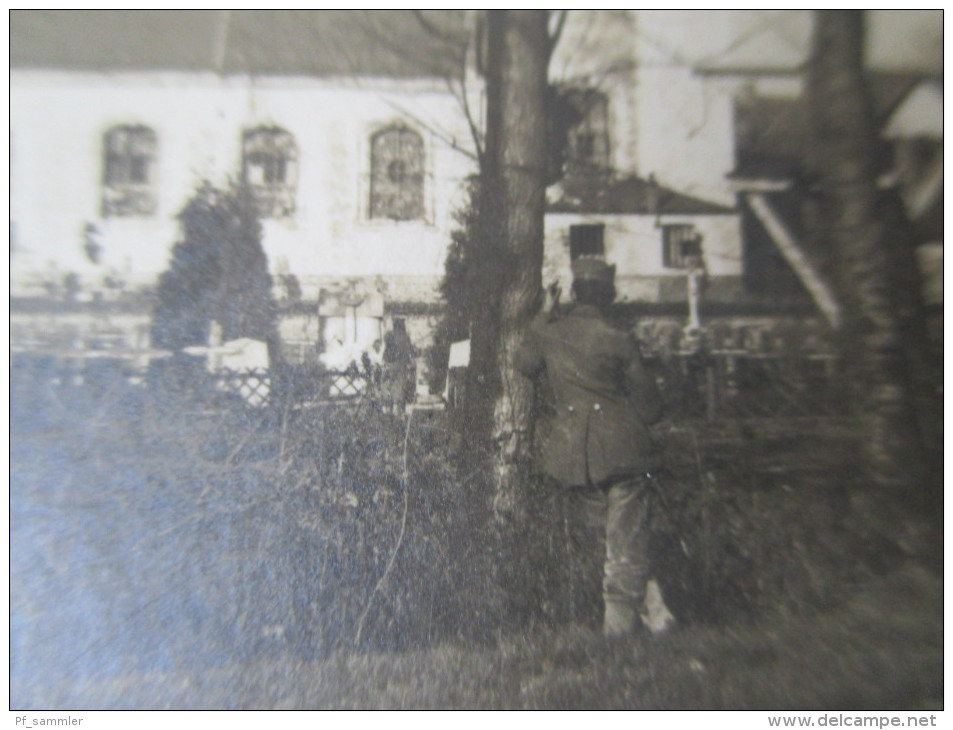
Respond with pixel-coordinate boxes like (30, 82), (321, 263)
(9, 10), (943, 712)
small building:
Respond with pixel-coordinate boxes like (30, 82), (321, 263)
(727, 73), (943, 339)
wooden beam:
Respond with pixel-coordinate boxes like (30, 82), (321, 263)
(747, 192), (842, 328)
(905, 147), (944, 221)
(727, 178), (793, 193)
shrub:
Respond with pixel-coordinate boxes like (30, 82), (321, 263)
(152, 181), (276, 351)
(426, 176), (479, 395)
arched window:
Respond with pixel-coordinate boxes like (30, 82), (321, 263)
(243, 126), (298, 219)
(102, 125), (157, 217)
(566, 89), (609, 173)
(369, 126), (424, 221)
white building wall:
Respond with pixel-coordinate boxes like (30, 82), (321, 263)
(543, 213), (742, 303)
(10, 71), (477, 299)
(633, 66), (736, 207)
(12, 17), (748, 310)
(627, 12), (743, 206)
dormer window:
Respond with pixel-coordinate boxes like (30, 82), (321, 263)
(243, 127), (297, 219)
(102, 125), (157, 217)
(369, 126), (424, 221)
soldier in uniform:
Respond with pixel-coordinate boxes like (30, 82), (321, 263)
(516, 257), (664, 637)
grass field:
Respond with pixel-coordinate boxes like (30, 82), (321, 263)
(15, 564), (942, 710)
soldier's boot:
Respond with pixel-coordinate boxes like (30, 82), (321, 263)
(603, 599), (640, 638)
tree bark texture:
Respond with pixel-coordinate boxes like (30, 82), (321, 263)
(808, 10), (934, 500)
(465, 10), (548, 517)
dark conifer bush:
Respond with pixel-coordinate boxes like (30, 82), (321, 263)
(152, 181), (277, 351)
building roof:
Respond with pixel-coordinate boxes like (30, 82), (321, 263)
(692, 11), (941, 77)
(10, 10), (468, 79)
(883, 81), (943, 140)
(547, 174), (735, 216)
(731, 73), (939, 181)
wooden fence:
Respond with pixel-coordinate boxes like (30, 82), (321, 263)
(657, 350), (843, 420)
(11, 351), (378, 414)
(176, 365), (375, 409)
(12, 346), (843, 420)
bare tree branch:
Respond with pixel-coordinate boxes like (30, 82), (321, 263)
(358, 11), (485, 167)
(411, 9), (460, 46)
(456, 77), (485, 169)
(475, 11), (486, 77)
(547, 10), (568, 61)
(443, 33), (485, 171)
(381, 96), (479, 163)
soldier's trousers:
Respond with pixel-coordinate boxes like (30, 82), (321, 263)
(573, 474), (653, 611)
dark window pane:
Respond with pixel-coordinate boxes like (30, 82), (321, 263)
(129, 156), (149, 184)
(569, 224), (605, 259)
(104, 154), (126, 185)
(388, 160), (407, 183)
(370, 126), (424, 220)
(663, 224), (696, 268)
(102, 125), (157, 217)
(242, 127), (297, 218)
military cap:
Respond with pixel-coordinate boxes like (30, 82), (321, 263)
(571, 256), (616, 283)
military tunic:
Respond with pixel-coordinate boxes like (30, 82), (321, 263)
(516, 304), (663, 488)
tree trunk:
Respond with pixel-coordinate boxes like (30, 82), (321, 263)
(465, 10), (548, 518)
(808, 11), (937, 550)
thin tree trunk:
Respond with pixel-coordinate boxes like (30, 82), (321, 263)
(465, 10), (548, 518)
(808, 11), (936, 540)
